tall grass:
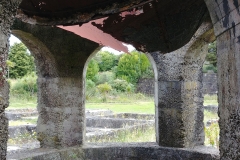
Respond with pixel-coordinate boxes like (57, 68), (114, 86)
(88, 126), (155, 143)
(204, 94), (218, 106)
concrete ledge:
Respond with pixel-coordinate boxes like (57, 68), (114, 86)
(7, 143), (220, 160)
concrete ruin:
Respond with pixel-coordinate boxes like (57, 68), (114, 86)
(0, 0), (240, 159)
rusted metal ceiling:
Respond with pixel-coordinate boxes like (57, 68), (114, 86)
(18, 0), (154, 25)
(17, 0), (209, 53)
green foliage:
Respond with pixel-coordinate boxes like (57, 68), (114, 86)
(205, 123), (219, 148)
(111, 79), (134, 92)
(97, 51), (118, 71)
(85, 79), (96, 100)
(88, 126), (155, 143)
(10, 72), (37, 100)
(97, 83), (112, 93)
(8, 42), (35, 79)
(97, 83), (112, 102)
(86, 59), (99, 82)
(8, 131), (37, 145)
(140, 67), (154, 78)
(116, 51), (150, 84)
(203, 64), (217, 73)
(206, 41), (217, 67)
(95, 71), (115, 85)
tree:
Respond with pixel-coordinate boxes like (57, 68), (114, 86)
(116, 51), (150, 84)
(8, 42), (35, 79)
(97, 51), (118, 71)
(86, 59), (99, 81)
(206, 41), (217, 67)
(6, 60), (15, 79)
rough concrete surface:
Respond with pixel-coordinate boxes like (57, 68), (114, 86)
(7, 143), (219, 160)
(205, 0), (240, 159)
(0, 0), (239, 159)
(148, 22), (213, 148)
(0, 1), (22, 159)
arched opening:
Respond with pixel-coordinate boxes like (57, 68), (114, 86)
(83, 46), (157, 143)
(203, 41), (219, 148)
(7, 35), (39, 154)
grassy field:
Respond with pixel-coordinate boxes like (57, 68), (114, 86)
(7, 93), (219, 145)
(204, 94), (218, 106)
(88, 126), (155, 143)
(7, 97), (37, 110)
(7, 94), (217, 112)
(86, 102), (155, 114)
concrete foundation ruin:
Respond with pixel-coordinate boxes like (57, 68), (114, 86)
(0, 0), (240, 159)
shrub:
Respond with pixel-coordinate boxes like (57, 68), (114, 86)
(116, 51), (150, 84)
(205, 123), (219, 148)
(97, 83), (112, 102)
(10, 72), (37, 99)
(86, 59), (99, 82)
(203, 64), (217, 73)
(85, 79), (96, 100)
(111, 79), (134, 92)
(95, 71), (115, 85)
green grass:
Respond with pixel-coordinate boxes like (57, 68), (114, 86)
(86, 102), (154, 114)
(9, 117), (38, 126)
(7, 94), (37, 110)
(204, 110), (219, 124)
(203, 94), (218, 106)
(8, 132), (37, 145)
(88, 126), (156, 143)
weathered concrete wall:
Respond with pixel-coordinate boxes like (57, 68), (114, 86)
(7, 143), (220, 160)
(205, 0), (240, 159)
(0, 1), (21, 159)
(11, 20), (99, 148)
(136, 78), (155, 95)
(137, 73), (218, 95)
(149, 22), (215, 148)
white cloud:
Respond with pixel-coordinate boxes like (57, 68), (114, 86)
(101, 44), (135, 55)
(10, 35), (21, 46)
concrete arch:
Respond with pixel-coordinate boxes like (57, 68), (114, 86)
(145, 52), (159, 142)
(203, 0), (240, 159)
(10, 20), (100, 148)
(11, 30), (58, 78)
(2, 0), (240, 159)
(148, 21), (215, 148)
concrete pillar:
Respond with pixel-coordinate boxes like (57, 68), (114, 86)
(149, 22), (214, 148)
(12, 20), (99, 148)
(205, 0), (240, 159)
(0, 1), (21, 159)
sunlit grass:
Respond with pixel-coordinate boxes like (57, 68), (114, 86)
(7, 94), (37, 110)
(9, 117), (38, 126)
(88, 126), (155, 143)
(86, 102), (154, 114)
(204, 110), (218, 124)
(8, 132), (37, 145)
(204, 94), (218, 106)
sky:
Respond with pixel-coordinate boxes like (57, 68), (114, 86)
(10, 35), (135, 55)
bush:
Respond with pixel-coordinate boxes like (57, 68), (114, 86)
(141, 67), (154, 78)
(86, 59), (99, 82)
(116, 51), (150, 84)
(205, 123), (219, 148)
(85, 79), (96, 100)
(203, 64), (217, 73)
(95, 71), (115, 85)
(10, 72), (37, 99)
(111, 79), (134, 92)
(97, 83), (112, 102)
